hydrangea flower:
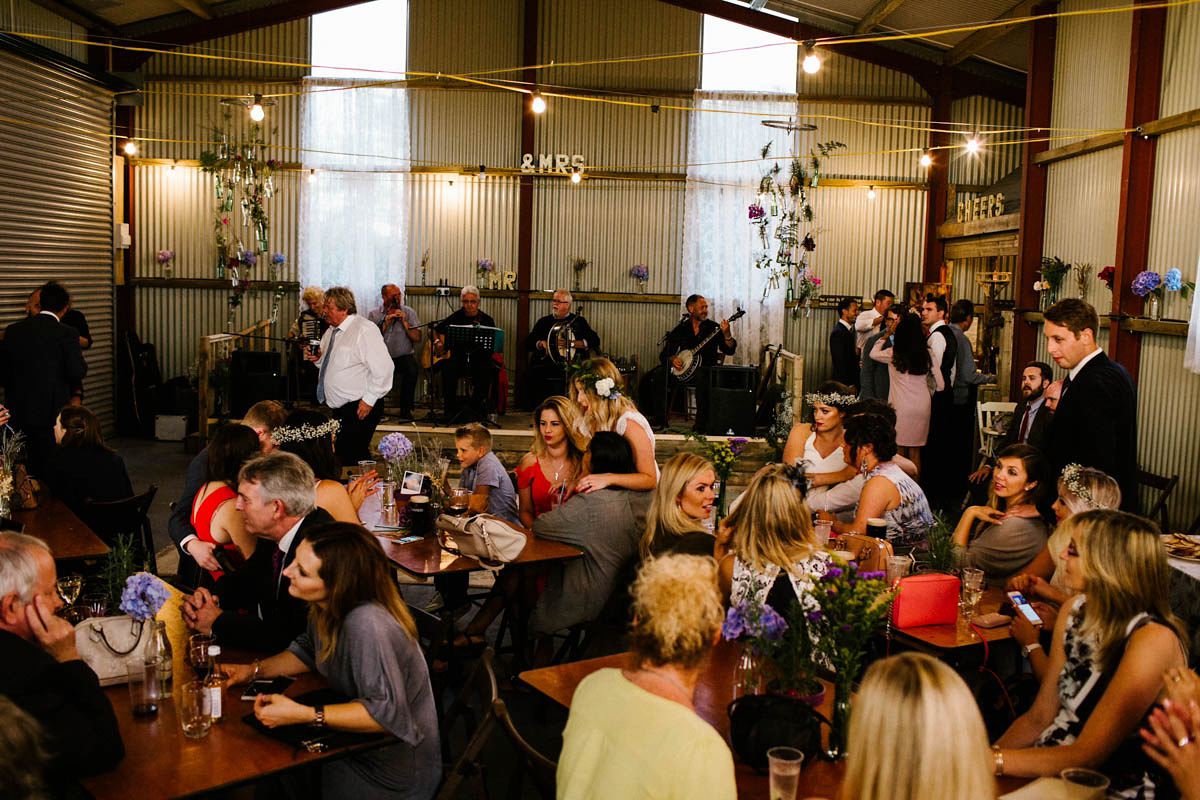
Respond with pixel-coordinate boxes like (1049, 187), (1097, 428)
(1165, 268), (1184, 292)
(377, 432), (414, 463)
(1131, 270), (1161, 297)
(241, 251), (257, 267)
(629, 264), (649, 281)
(477, 258), (495, 273)
(271, 253), (287, 265)
(119, 572), (170, 621)
(156, 249), (174, 263)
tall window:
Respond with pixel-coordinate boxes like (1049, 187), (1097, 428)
(700, 15), (798, 94)
(311, 0), (408, 79)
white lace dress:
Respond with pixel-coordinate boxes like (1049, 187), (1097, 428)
(793, 432), (853, 513)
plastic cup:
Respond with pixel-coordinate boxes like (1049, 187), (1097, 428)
(813, 520), (832, 549)
(886, 555), (910, 586)
(767, 746), (804, 800)
(1060, 768), (1109, 799)
(128, 656), (161, 718)
(179, 680), (212, 738)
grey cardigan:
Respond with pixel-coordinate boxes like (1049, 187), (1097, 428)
(959, 515), (1049, 584)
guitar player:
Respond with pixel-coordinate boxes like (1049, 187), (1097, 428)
(644, 294), (737, 429)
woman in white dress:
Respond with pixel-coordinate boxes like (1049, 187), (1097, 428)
(781, 382), (858, 511)
(572, 357), (658, 493)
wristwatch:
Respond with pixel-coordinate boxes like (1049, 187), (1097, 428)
(1020, 641), (1042, 659)
(312, 704), (326, 727)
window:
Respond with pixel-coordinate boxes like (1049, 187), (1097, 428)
(311, 0), (408, 79)
(701, 15), (798, 94)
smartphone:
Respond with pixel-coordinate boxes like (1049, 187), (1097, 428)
(240, 675), (295, 701)
(1006, 591), (1043, 627)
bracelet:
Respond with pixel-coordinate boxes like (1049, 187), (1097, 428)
(992, 745), (1005, 776)
(312, 704), (326, 727)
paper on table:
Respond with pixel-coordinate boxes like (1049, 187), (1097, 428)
(439, 550), (458, 568)
(999, 777), (1068, 800)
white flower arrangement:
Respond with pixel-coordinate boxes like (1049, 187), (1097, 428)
(805, 391), (857, 408)
(594, 377), (616, 397)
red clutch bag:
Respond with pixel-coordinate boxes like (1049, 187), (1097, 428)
(891, 573), (960, 628)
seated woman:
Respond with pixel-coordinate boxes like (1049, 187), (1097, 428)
(223, 523), (441, 799)
(516, 395), (587, 528)
(781, 382), (858, 512)
(42, 405), (132, 514)
(556, 554), (736, 799)
(845, 652), (994, 800)
(640, 453), (716, 559)
(828, 412), (933, 552)
(273, 409), (376, 524)
(994, 510), (1188, 796)
(190, 423), (260, 580)
(952, 444), (1053, 584)
(717, 464), (830, 616)
(571, 357), (657, 493)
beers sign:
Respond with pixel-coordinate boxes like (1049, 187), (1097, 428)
(956, 192), (1006, 224)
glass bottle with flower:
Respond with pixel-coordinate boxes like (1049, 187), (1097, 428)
(629, 264), (649, 293)
(120, 572), (173, 696)
(722, 590), (822, 700)
(156, 249), (175, 279)
(680, 431), (747, 522)
(1036, 256), (1071, 309)
(476, 258), (495, 285)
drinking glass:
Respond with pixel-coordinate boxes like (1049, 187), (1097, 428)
(448, 488), (471, 517)
(886, 555), (911, 586)
(189, 634), (215, 676)
(56, 574), (82, 605)
(128, 656), (161, 718)
(179, 681), (212, 739)
(961, 567), (984, 618)
(1060, 768), (1109, 799)
(813, 520), (832, 549)
(83, 593), (108, 618)
(357, 459), (377, 478)
(767, 746), (804, 800)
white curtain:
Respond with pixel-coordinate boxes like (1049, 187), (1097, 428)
(1186, 250), (1200, 373)
(681, 92), (798, 364)
(299, 78), (411, 314)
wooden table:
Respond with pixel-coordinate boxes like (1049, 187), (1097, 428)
(889, 586), (1013, 654)
(82, 590), (375, 799)
(376, 531), (582, 576)
(15, 495), (108, 559)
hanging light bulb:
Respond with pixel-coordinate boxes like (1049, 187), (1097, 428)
(867, 185), (876, 200)
(801, 41), (821, 75)
(570, 167), (582, 184)
(308, 169), (317, 183)
(919, 149), (933, 168)
(965, 132), (981, 154)
(122, 140), (137, 155)
(249, 94), (265, 122)
(530, 93), (547, 114)
(477, 164), (486, 180)
(447, 177), (456, 191)
(170, 159), (177, 172)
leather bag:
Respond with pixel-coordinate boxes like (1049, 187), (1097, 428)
(11, 464), (38, 510)
(837, 533), (894, 572)
(890, 573), (960, 628)
(727, 693), (828, 770)
(75, 614), (152, 686)
(435, 513), (527, 565)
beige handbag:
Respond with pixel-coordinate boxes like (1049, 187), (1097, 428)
(435, 513), (527, 566)
(838, 534), (894, 573)
(75, 615), (152, 686)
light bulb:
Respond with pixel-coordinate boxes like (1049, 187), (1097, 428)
(965, 134), (980, 154)
(477, 165), (486, 180)
(122, 140), (137, 155)
(867, 185), (876, 200)
(919, 150), (932, 168)
(802, 41), (820, 75)
(530, 93), (546, 114)
(447, 178), (456, 190)
(308, 169), (316, 183)
(249, 93), (265, 122)
(571, 169), (582, 184)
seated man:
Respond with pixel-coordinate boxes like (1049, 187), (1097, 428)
(0, 532), (124, 795)
(523, 288), (599, 409)
(182, 452), (333, 653)
(432, 285), (500, 422)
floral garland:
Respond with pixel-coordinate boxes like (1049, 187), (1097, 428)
(270, 419), (340, 444)
(805, 391), (857, 408)
(1060, 463), (1098, 509)
(575, 371), (620, 399)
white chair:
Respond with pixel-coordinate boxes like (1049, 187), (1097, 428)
(977, 401), (1016, 460)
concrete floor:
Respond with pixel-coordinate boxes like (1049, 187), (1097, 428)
(110, 435), (194, 577)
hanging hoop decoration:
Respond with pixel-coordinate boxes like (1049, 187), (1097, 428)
(761, 119), (819, 132)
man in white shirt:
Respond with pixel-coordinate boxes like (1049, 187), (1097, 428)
(854, 289), (895, 352)
(307, 286), (394, 465)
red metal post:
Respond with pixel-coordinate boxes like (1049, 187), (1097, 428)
(514, 0), (539, 405)
(922, 72), (951, 283)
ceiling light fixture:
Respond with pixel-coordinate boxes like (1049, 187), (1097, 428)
(965, 132), (981, 154)
(220, 92), (276, 121)
(122, 140), (137, 155)
(802, 41), (821, 75)
(919, 149), (932, 168)
(530, 93), (547, 114)
(867, 185), (876, 200)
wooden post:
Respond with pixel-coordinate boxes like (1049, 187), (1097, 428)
(514, 0), (539, 407)
(923, 72), (952, 282)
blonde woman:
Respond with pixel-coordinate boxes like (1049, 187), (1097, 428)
(844, 652), (994, 800)
(557, 554), (736, 799)
(287, 286), (327, 401)
(516, 396), (587, 528)
(994, 510), (1188, 796)
(641, 452), (716, 559)
(572, 357), (658, 493)
(717, 464), (830, 611)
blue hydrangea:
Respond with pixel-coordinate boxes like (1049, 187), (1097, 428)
(1131, 270), (1161, 297)
(721, 605), (748, 640)
(758, 607), (789, 640)
(271, 252), (287, 265)
(377, 432), (414, 463)
(119, 572), (169, 620)
(1165, 268), (1184, 292)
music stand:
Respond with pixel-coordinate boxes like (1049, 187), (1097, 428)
(439, 325), (501, 426)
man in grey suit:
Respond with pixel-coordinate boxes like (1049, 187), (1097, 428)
(859, 304), (902, 402)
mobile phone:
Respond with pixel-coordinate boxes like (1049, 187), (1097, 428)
(240, 675), (295, 701)
(1006, 591), (1043, 627)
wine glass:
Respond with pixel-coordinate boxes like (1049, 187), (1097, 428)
(56, 574), (82, 605)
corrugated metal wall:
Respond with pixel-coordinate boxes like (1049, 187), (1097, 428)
(797, 50), (929, 101)
(1050, 0), (1132, 140)
(953, 255), (1018, 306)
(1043, 147), (1123, 312)
(407, 0), (521, 75)
(407, 173), (519, 287)
(0, 47), (116, 429)
(948, 95), (1024, 187)
(1160, 3), (1200, 117)
(141, 20), (310, 80)
(4, 0), (86, 61)
(409, 90), (522, 168)
(795, 102), (930, 181)
(532, 93), (689, 174)
(1137, 336), (1200, 531)
(1147, 128), (1200, 321)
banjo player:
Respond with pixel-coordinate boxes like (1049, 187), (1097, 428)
(645, 294), (737, 429)
(523, 288), (601, 408)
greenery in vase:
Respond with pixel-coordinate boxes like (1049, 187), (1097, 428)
(919, 510), (956, 573)
(102, 534), (140, 610)
(805, 559), (895, 686)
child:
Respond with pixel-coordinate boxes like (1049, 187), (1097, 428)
(455, 423), (519, 524)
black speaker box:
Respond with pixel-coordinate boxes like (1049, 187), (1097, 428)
(697, 366), (757, 435)
(230, 349), (283, 417)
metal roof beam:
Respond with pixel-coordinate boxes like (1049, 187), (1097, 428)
(854, 0), (909, 35)
(944, 0), (1043, 66)
(169, 0), (215, 21)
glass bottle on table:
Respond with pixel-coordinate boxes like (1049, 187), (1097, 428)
(203, 645), (226, 723)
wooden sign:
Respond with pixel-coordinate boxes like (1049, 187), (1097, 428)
(520, 153), (586, 173)
(957, 193), (1006, 223)
(485, 271), (517, 290)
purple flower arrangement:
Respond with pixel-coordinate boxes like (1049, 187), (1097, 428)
(119, 572), (170, 621)
(477, 258), (495, 273)
(629, 264), (649, 282)
(156, 249), (174, 264)
(240, 251), (258, 267)
(378, 432), (414, 463)
(748, 203), (765, 220)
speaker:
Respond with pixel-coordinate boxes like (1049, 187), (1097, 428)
(697, 366), (757, 435)
(230, 349), (283, 418)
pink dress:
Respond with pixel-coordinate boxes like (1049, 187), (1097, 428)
(868, 338), (943, 447)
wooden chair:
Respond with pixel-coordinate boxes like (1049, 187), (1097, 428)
(976, 401), (1016, 459)
(435, 648), (500, 799)
(408, 604), (453, 720)
(494, 698), (557, 800)
(80, 485), (159, 573)
(1137, 468), (1179, 533)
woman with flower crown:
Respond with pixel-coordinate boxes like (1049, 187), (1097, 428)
(274, 409), (378, 524)
(571, 357), (658, 493)
(781, 380), (858, 508)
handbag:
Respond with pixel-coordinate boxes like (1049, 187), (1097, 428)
(12, 464), (38, 510)
(727, 693), (829, 770)
(75, 615), (153, 686)
(890, 573), (960, 628)
(838, 534), (894, 572)
(435, 513), (527, 566)
(242, 688), (390, 753)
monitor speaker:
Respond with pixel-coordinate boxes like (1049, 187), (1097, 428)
(697, 366), (757, 436)
(230, 350), (282, 418)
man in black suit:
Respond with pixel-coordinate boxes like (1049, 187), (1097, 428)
(1, 281), (87, 476)
(646, 294), (737, 428)
(1042, 299), (1139, 513)
(0, 532), (124, 795)
(829, 297), (859, 389)
(968, 361), (1053, 501)
(182, 452), (333, 653)
(920, 293), (960, 511)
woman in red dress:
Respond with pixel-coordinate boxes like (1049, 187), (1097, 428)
(190, 424), (260, 580)
(516, 395), (587, 527)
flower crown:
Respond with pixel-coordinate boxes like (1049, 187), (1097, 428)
(271, 419), (341, 444)
(1060, 463), (1098, 508)
(576, 371), (620, 399)
(805, 392), (857, 408)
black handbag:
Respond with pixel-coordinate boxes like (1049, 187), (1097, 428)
(727, 693), (829, 771)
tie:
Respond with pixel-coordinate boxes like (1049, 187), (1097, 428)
(315, 326), (340, 404)
(1017, 406), (1031, 443)
(271, 547), (285, 588)
(1062, 375), (1072, 395)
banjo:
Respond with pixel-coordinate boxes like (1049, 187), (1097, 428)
(670, 308), (745, 382)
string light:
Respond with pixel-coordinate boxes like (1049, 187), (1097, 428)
(965, 132), (981, 154)
(802, 41), (821, 75)
(919, 149), (932, 168)
(530, 93), (546, 114)
(570, 167), (582, 184)
(249, 93), (265, 122)
(867, 185), (876, 200)
(308, 168), (317, 183)
(121, 140), (137, 155)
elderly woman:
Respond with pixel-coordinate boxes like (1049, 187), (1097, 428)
(573, 357), (658, 493)
(223, 523), (441, 799)
(556, 554), (736, 799)
(781, 381), (858, 511)
(845, 652), (995, 800)
(994, 510), (1188, 797)
(287, 286), (327, 402)
(641, 452), (716, 558)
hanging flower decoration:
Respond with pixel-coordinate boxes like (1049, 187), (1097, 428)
(629, 264), (649, 286)
(748, 203), (765, 220)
